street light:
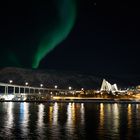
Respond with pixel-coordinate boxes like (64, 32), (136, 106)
(9, 80), (13, 83)
(54, 85), (58, 89)
(68, 86), (72, 90)
(25, 82), (28, 86)
(40, 84), (43, 88)
(81, 88), (84, 91)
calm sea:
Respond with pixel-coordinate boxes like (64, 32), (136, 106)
(0, 102), (140, 140)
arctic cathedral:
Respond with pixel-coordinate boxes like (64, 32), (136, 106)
(100, 79), (118, 92)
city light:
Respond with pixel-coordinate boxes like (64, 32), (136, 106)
(0, 78), (140, 102)
(40, 84), (43, 88)
(9, 80), (13, 84)
(25, 82), (28, 86)
(69, 86), (72, 90)
(2, 95), (15, 100)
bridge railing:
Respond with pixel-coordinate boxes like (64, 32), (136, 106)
(0, 82), (76, 95)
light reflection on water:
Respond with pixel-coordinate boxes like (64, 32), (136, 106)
(1, 102), (140, 139)
(80, 103), (85, 125)
(127, 104), (132, 139)
(49, 105), (53, 124)
(5, 102), (14, 137)
(112, 103), (119, 135)
(37, 103), (45, 139)
(20, 102), (29, 138)
(99, 103), (104, 129)
(127, 104), (132, 127)
(7, 102), (14, 127)
(99, 103), (120, 139)
(65, 103), (76, 138)
(50, 102), (60, 140)
(53, 102), (58, 125)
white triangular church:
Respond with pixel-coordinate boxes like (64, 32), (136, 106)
(100, 79), (118, 92)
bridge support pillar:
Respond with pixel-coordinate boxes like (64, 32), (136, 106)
(19, 87), (20, 94)
(13, 86), (15, 95)
(4, 86), (8, 95)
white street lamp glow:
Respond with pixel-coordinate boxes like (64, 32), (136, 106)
(9, 80), (13, 84)
(25, 82), (28, 86)
(40, 84), (43, 87)
(69, 86), (72, 90)
(55, 85), (58, 89)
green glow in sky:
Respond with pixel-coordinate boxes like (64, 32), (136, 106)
(32, 0), (76, 68)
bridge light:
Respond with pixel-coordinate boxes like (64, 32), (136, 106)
(69, 86), (72, 90)
(9, 80), (13, 84)
(25, 82), (28, 86)
(54, 85), (58, 89)
(81, 88), (84, 91)
(40, 84), (43, 88)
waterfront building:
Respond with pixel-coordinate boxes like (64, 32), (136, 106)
(100, 79), (118, 92)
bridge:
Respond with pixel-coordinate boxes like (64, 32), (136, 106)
(0, 82), (76, 101)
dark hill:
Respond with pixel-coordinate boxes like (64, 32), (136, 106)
(0, 67), (139, 89)
(0, 67), (102, 89)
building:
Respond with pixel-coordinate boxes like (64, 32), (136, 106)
(100, 79), (118, 92)
(136, 85), (140, 91)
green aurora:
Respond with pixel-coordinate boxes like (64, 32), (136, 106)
(0, 0), (76, 68)
(33, 0), (76, 68)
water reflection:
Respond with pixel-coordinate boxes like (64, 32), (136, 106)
(20, 102), (29, 137)
(49, 105), (53, 124)
(112, 103), (119, 135)
(53, 102), (58, 125)
(38, 104), (44, 127)
(127, 104), (132, 138)
(80, 103), (85, 125)
(136, 104), (139, 109)
(65, 103), (76, 139)
(127, 104), (132, 127)
(67, 103), (76, 126)
(1, 102), (140, 139)
(5, 102), (14, 137)
(7, 102), (14, 128)
(37, 104), (45, 138)
(98, 103), (104, 138)
(98, 103), (120, 139)
(49, 102), (60, 139)
(136, 104), (140, 118)
(99, 103), (104, 129)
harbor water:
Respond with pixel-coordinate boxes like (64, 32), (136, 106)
(0, 102), (140, 139)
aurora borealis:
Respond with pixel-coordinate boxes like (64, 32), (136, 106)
(0, 0), (140, 75)
(0, 0), (76, 68)
(33, 0), (76, 68)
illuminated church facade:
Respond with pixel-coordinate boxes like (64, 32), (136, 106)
(100, 79), (118, 92)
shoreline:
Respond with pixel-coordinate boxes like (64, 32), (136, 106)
(1, 98), (140, 103)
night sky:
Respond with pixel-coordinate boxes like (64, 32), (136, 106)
(0, 0), (140, 75)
